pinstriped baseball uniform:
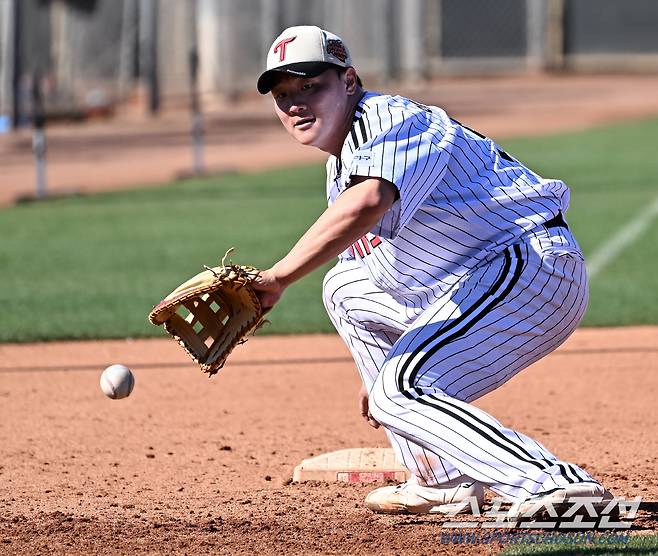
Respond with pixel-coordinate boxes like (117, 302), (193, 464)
(323, 91), (599, 500)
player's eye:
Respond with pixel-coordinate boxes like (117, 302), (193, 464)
(274, 91), (287, 101)
(302, 82), (314, 91)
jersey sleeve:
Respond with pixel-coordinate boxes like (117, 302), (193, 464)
(347, 106), (456, 238)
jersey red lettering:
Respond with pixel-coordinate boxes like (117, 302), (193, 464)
(273, 36), (296, 62)
(351, 235), (381, 258)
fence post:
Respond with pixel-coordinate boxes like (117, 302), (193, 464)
(187, 0), (204, 175)
(117, 0), (138, 101)
(32, 71), (47, 198)
(527, 0), (547, 71)
(52, 0), (76, 105)
(0, 0), (16, 128)
(261, 0), (278, 55)
(372, 0), (395, 83)
(217, 0), (239, 98)
(140, 0), (160, 114)
(545, 0), (565, 70)
(398, 0), (425, 82)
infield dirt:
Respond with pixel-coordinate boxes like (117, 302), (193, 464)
(1, 328), (657, 554)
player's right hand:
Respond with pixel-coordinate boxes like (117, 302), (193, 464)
(359, 385), (381, 429)
(252, 268), (286, 309)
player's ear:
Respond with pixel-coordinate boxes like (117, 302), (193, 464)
(344, 67), (359, 95)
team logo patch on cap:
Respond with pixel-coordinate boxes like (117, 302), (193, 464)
(327, 39), (348, 62)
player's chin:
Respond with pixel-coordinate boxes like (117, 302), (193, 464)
(292, 128), (319, 146)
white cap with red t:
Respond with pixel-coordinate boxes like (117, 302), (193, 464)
(257, 25), (353, 94)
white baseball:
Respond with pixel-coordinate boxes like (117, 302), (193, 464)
(100, 364), (135, 400)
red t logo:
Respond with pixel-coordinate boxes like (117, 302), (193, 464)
(273, 36), (296, 62)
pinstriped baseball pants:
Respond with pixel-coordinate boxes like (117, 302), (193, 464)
(322, 227), (599, 500)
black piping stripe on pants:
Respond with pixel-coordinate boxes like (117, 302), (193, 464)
(392, 243), (577, 482)
(396, 245), (521, 393)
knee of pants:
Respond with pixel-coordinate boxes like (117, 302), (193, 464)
(321, 262), (370, 326)
(367, 377), (390, 427)
(321, 265), (343, 316)
(368, 363), (405, 428)
(369, 354), (446, 427)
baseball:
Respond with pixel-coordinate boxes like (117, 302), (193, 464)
(100, 364), (135, 399)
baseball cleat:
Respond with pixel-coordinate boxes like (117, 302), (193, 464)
(511, 482), (613, 520)
(364, 477), (484, 515)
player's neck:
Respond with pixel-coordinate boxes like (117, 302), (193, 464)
(326, 89), (365, 157)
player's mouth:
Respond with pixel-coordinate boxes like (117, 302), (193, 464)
(294, 117), (316, 130)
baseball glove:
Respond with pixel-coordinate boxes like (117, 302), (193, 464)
(148, 251), (266, 376)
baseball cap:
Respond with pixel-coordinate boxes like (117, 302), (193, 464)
(257, 26), (353, 94)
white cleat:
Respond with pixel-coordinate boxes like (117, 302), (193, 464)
(365, 478), (485, 515)
(512, 482), (613, 520)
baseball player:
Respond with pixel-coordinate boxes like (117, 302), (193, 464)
(253, 25), (609, 515)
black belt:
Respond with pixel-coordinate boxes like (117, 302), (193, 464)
(544, 212), (568, 230)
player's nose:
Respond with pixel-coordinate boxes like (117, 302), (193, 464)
(288, 95), (309, 114)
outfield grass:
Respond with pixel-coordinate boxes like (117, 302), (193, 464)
(1, 166), (335, 341)
(501, 117), (658, 327)
(1, 117), (657, 342)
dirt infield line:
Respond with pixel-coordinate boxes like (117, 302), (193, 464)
(0, 327), (656, 372)
(2, 345), (658, 374)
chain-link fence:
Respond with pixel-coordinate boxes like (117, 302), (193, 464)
(1, 0), (658, 126)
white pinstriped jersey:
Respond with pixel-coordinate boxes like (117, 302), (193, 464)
(326, 91), (573, 306)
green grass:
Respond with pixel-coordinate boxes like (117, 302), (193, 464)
(0, 166), (336, 341)
(1, 117), (657, 341)
(498, 533), (658, 555)
(500, 116), (658, 326)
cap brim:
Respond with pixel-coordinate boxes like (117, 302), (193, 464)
(257, 62), (340, 94)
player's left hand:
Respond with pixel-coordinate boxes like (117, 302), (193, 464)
(253, 268), (286, 309)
